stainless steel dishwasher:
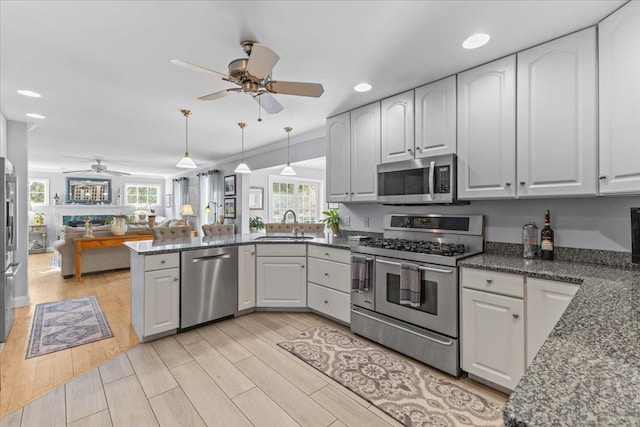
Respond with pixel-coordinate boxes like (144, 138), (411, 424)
(181, 246), (238, 329)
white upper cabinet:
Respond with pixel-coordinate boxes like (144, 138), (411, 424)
(381, 91), (415, 164)
(599, 1), (640, 195)
(457, 55), (517, 199)
(415, 76), (457, 158)
(326, 112), (351, 203)
(350, 102), (381, 202)
(517, 27), (597, 197)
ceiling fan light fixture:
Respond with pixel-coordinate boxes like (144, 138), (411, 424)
(281, 126), (296, 176)
(353, 83), (372, 93)
(176, 109), (198, 169)
(462, 33), (490, 49)
(18, 89), (41, 98)
(234, 122), (251, 174)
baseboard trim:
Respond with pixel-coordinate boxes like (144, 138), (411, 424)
(13, 294), (31, 308)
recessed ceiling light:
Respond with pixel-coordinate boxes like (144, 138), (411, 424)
(462, 33), (491, 49)
(17, 89), (41, 98)
(26, 113), (45, 119)
(354, 83), (372, 93)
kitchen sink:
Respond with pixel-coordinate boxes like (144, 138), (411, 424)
(253, 235), (314, 241)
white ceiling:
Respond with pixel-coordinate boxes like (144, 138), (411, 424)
(0, 0), (624, 177)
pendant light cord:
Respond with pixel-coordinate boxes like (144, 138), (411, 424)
(285, 126), (293, 164)
(181, 109), (191, 155)
(238, 122), (247, 161)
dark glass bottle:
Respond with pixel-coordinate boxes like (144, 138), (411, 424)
(540, 209), (554, 260)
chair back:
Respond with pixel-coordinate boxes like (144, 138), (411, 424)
(202, 224), (235, 236)
(152, 225), (192, 240)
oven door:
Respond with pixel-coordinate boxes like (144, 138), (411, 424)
(374, 257), (458, 338)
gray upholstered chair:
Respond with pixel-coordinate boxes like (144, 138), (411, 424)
(152, 225), (192, 239)
(265, 223), (325, 234)
(202, 224), (235, 236)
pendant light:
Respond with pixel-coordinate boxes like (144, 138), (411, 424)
(234, 122), (251, 174)
(280, 126), (296, 176)
(176, 109), (197, 168)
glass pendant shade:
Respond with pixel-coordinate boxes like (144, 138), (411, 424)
(235, 122), (251, 174)
(177, 109), (197, 169)
(281, 126), (296, 176)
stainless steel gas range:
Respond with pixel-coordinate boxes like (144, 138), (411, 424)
(350, 214), (484, 377)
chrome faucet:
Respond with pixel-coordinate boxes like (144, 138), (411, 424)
(281, 209), (300, 237)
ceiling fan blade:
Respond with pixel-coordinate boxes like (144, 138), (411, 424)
(246, 44), (279, 80)
(266, 81), (324, 97)
(253, 92), (284, 114)
(62, 170), (93, 174)
(198, 88), (242, 101)
(169, 59), (230, 79)
(104, 170), (131, 176)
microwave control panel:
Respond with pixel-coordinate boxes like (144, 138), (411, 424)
(434, 165), (450, 193)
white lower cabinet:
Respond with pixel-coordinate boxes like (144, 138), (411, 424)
(256, 244), (307, 308)
(238, 245), (256, 311)
(461, 267), (579, 391)
(525, 277), (578, 365)
(462, 287), (525, 391)
(307, 246), (351, 324)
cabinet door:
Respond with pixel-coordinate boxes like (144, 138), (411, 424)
(462, 288), (524, 390)
(238, 245), (256, 311)
(381, 91), (415, 163)
(415, 76), (456, 158)
(350, 102), (381, 202)
(457, 56), (516, 199)
(326, 112), (351, 202)
(256, 257), (307, 307)
(599, 1), (640, 195)
(144, 268), (179, 336)
(517, 27), (597, 197)
(526, 278), (578, 366)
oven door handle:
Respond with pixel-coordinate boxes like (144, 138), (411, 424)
(351, 256), (374, 262)
(376, 259), (453, 274)
(351, 308), (454, 346)
(428, 160), (435, 199)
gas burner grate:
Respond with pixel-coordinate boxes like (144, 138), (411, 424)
(362, 238), (466, 256)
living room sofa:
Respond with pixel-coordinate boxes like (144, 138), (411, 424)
(53, 225), (152, 278)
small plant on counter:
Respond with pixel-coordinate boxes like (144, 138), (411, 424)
(321, 209), (340, 235)
(249, 216), (265, 232)
(33, 212), (46, 225)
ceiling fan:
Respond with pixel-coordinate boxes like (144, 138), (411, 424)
(170, 40), (324, 114)
(62, 159), (131, 176)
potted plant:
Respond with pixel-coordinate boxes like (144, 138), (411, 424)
(33, 212), (45, 225)
(249, 216), (265, 233)
(321, 209), (340, 236)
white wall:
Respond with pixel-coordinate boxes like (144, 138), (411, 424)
(340, 196), (640, 252)
(0, 113), (7, 157)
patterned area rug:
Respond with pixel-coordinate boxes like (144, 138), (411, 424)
(278, 326), (503, 427)
(26, 296), (113, 358)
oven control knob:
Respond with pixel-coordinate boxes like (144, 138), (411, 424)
(513, 313), (520, 319)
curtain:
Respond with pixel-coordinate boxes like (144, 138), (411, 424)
(198, 170), (219, 227)
(172, 177), (188, 218)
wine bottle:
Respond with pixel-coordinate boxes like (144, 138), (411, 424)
(540, 209), (554, 260)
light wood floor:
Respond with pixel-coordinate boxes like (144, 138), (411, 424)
(0, 253), (140, 416)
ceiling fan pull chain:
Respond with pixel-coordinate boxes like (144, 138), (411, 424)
(258, 94), (262, 122)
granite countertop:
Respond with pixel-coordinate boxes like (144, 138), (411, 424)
(459, 254), (640, 426)
(123, 233), (356, 254)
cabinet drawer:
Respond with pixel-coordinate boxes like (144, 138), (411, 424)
(256, 244), (306, 257)
(308, 283), (350, 324)
(308, 245), (351, 264)
(308, 257), (350, 293)
(145, 252), (180, 271)
(30, 226), (46, 233)
(461, 267), (524, 298)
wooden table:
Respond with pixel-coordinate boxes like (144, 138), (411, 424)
(74, 234), (152, 281)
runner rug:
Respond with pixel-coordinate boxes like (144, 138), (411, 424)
(278, 326), (503, 427)
(26, 295), (113, 358)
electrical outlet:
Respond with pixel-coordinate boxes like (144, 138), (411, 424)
(363, 217), (369, 228)
(342, 216), (351, 226)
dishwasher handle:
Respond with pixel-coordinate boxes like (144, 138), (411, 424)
(191, 253), (233, 262)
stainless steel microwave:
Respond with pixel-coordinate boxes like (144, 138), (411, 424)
(377, 154), (457, 204)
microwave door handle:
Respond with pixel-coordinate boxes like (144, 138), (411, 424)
(428, 161), (435, 199)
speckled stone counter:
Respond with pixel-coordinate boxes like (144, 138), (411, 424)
(459, 254), (640, 426)
(123, 233), (356, 254)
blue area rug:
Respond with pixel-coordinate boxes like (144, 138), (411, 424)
(26, 295), (113, 358)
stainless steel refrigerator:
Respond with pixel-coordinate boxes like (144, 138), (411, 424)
(1, 157), (19, 343)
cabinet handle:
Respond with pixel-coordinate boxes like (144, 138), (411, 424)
(416, 146), (421, 151)
(161, 260), (166, 264)
(301, 265), (305, 269)
(519, 181), (525, 186)
(599, 176), (607, 180)
(407, 148), (412, 153)
(513, 313), (520, 319)
(251, 252), (255, 256)
(505, 181), (511, 187)
(324, 272), (329, 276)
(173, 278), (179, 282)
(324, 300), (329, 304)
(324, 252), (329, 256)
(486, 279), (493, 284)
(345, 192), (349, 195)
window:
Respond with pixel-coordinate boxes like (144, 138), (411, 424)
(125, 184), (161, 205)
(28, 178), (49, 206)
(269, 176), (321, 223)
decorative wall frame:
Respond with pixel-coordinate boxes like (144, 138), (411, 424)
(65, 177), (112, 204)
(249, 187), (264, 210)
(224, 175), (236, 196)
(224, 197), (236, 219)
